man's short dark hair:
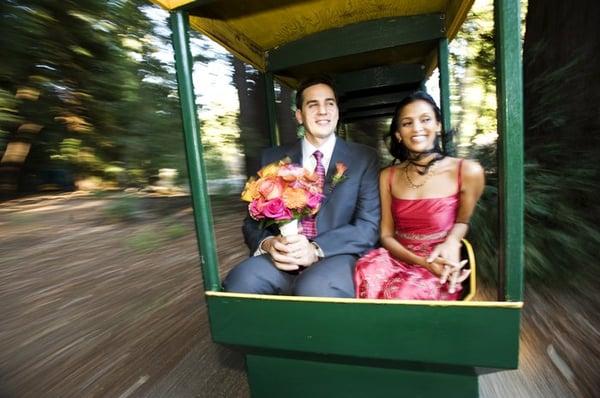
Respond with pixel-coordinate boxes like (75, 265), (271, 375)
(295, 75), (338, 110)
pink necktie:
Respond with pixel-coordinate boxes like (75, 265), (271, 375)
(301, 150), (325, 239)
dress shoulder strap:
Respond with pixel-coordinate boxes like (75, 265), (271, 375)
(388, 165), (397, 190)
(457, 159), (464, 191)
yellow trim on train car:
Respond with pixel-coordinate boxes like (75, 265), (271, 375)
(205, 291), (523, 309)
(462, 238), (477, 301)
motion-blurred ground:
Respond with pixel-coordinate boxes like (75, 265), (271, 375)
(0, 193), (597, 397)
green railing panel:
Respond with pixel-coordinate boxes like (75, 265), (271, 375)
(207, 294), (521, 369)
(494, 0), (524, 302)
(170, 11), (220, 291)
(247, 354), (479, 398)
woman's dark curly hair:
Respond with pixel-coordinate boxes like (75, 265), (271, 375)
(387, 91), (452, 170)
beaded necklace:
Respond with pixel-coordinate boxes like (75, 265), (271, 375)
(403, 160), (439, 189)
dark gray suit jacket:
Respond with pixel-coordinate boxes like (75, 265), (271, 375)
(243, 138), (381, 258)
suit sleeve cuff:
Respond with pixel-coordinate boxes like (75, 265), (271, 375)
(253, 237), (272, 256)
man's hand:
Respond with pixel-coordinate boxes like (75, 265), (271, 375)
(280, 234), (319, 267)
(261, 235), (319, 270)
(261, 236), (300, 271)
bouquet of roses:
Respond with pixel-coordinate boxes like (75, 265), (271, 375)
(241, 158), (324, 235)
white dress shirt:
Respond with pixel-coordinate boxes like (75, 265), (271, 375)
(301, 134), (337, 174)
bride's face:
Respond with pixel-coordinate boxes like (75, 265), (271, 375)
(394, 100), (441, 154)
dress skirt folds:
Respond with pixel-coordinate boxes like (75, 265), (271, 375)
(354, 192), (463, 301)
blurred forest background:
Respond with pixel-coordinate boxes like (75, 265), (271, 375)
(1, 0), (598, 286)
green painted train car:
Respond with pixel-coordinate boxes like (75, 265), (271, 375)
(151, 1), (524, 396)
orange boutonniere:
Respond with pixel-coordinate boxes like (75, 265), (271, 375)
(329, 162), (348, 192)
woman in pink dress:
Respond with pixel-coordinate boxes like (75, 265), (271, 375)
(355, 92), (485, 300)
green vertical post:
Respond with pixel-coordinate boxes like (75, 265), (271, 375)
(264, 72), (280, 147)
(438, 38), (451, 141)
(494, 0), (524, 301)
(170, 11), (221, 291)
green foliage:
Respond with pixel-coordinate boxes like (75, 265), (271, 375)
(103, 195), (140, 222)
(458, 1), (600, 288)
(125, 221), (190, 252)
(519, 18), (599, 286)
(125, 227), (164, 252)
(0, 1), (239, 193)
(469, 153), (600, 286)
(164, 222), (189, 240)
(449, 0), (498, 149)
(101, 194), (190, 250)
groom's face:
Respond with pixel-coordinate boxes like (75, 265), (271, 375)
(295, 83), (339, 146)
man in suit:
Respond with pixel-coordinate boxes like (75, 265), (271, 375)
(223, 76), (380, 297)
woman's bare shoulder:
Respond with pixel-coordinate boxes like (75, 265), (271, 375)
(460, 158), (484, 178)
(443, 157), (483, 175)
(379, 164), (398, 177)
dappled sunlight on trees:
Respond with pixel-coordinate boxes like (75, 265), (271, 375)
(0, 1), (245, 197)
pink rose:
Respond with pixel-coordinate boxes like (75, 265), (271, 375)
(262, 198), (293, 220)
(257, 177), (285, 200)
(307, 192), (324, 209)
(248, 199), (266, 220)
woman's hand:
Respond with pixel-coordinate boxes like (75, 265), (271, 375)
(441, 261), (471, 294)
(427, 238), (462, 265)
(427, 238), (470, 293)
(423, 257), (447, 277)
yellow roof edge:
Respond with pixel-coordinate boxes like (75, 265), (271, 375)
(446, 0), (476, 40)
(150, 0), (196, 10)
(189, 16), (266, 72)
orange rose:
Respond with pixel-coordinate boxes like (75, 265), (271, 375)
(257, 176), (285, 200)
(241, 178), (259, 202)
(257, 162), (280, 178)
(282, 187), (308, 209)
(329, 162), (348, 192)
(335, 162), (347, 176)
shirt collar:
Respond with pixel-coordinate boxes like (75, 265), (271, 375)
(301, 134), (336, 170)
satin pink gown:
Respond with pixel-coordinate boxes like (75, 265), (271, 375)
(354, 163), (463, 300)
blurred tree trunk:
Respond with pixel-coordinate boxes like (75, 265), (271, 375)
(523, 0), (600, 152)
